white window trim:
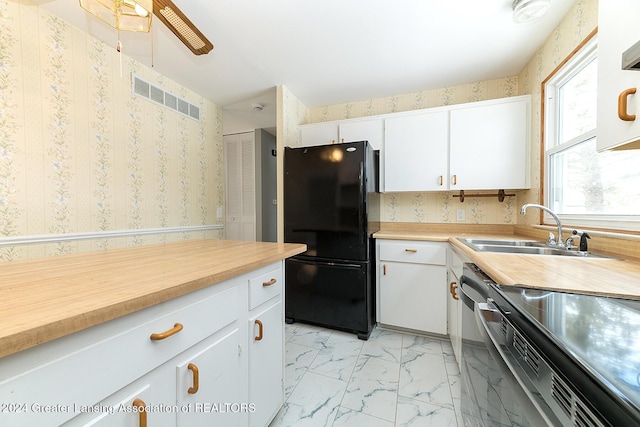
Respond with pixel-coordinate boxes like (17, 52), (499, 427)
(541, 36), (639, 231)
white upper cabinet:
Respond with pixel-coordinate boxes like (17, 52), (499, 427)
(298, 95), (530, 192)
(299, 118), (383, 150)
(299, 123), (339, 146)
(597, 0), (640, 151)
(449, 95), (530, 190)
(384, 110), (449, 192)
(338, 119), (384, 151)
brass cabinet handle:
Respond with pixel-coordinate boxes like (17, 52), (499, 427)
(150, 323), (183, 341)
(187, 363), (199, 394)
(263, 278), (277, 287)
(133, 398), (147, 427)
(405, 249), (417, 253)
(254, 319), (263, 341)
(618, 88), (637, 121)
(383, 264), (387, 275)
(449, 281), (459, 300)
(452, 174), (457, 186)
(439, 175), (443, 186)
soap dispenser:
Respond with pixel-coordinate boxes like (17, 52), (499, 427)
(572, 230), (591, 252)
(579, 231), (591, 251)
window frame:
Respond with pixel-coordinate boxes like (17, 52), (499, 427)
(540, 31), (640, 232)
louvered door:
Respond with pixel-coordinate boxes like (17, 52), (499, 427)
(224, 132), (256, 241)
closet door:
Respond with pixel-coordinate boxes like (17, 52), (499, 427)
(224, 132), (256, 241)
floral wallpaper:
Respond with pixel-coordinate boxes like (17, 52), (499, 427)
(308, 77), (519, 123)
(295, 0), (599, 226)
(276, 85), (309, 241)
(517, 0), (598, 225)
(0, 1), (224, 261)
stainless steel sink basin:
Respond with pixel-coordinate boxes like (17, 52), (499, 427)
(460, 238), (547, 247)
(458, 238), (617, 259)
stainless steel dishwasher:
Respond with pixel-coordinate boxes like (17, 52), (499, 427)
(459, 262), (640, 427)
(459, 263), (555, 426)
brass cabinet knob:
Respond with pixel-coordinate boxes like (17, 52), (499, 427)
(187, 363), (199, 394)
(254, 319), (264, 341)
(262, 278), (277, 287)
(618, 87), (637, 121)
(150, 323), (183, 341)
(132, 398), (147, 427)
(449, 281), (459, 300)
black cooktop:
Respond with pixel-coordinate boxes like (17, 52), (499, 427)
(494, 284), (640, 420)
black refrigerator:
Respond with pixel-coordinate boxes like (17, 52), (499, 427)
(284, 141), (380, 340)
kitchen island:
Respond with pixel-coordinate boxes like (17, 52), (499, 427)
(0, 239), (305, 427)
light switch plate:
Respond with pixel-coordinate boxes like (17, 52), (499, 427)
(456, 208), (466, 222)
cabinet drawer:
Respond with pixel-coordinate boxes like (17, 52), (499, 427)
(248, 264), (283, 310)
(379, 241), (446, 265)
(0, 284), (239, 427)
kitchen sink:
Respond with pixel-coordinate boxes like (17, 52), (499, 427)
(460, 238), (547, 247)
(458, 238), (617, 258)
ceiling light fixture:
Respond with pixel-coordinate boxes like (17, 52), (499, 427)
(512, 0), (551, 24)
(79, 0), (153, 32)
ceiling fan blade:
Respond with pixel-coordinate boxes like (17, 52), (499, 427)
(153, 0), (214, 55)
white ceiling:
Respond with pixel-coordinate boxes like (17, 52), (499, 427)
(36, 0), (576, 132)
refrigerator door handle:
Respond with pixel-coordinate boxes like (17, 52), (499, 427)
(359, 161), (367, 243)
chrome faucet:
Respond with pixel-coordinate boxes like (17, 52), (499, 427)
(520, 204), (564, 248)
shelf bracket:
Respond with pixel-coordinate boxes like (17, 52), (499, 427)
(453, 189), (515, 203)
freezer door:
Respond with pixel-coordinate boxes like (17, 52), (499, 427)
(284, 142), (368, 260)
(285, 257), (373, 339)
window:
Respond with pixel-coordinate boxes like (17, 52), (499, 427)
(544, 36), (640, 231)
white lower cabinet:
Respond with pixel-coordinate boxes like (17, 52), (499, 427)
(447, 246), (463, 368)
(175, 327), (245, 427)
(0, 262), (285, 427)
(248, 300), (283, 427)
(75, 367), (175, 426)
(377, 240), (447, 335)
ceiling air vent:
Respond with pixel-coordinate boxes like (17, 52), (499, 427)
(131, 74), (200, 121)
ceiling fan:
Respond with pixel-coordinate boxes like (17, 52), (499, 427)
(79, 0), (214, 55)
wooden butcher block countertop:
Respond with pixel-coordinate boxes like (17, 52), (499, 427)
(0, 239), (306, 358)
(375, 228), (640, 300)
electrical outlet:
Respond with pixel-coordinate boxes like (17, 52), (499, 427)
(456, 208), (466, 222)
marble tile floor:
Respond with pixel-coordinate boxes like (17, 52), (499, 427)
(270, 323), (463, 427)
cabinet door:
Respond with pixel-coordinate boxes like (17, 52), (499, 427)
(175, 328), (245, 427)
(248, 300), (284, 427)
(299, 123), (339, 147)
(597, 0), (640, 151)
(384, 110), (449, 192)
(447, 269), (461, 368)
(339, 119), (384, 151)
(63, 366), (175, 426)
(450, 97), (529, 190)
(379, 261), (447, 334)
